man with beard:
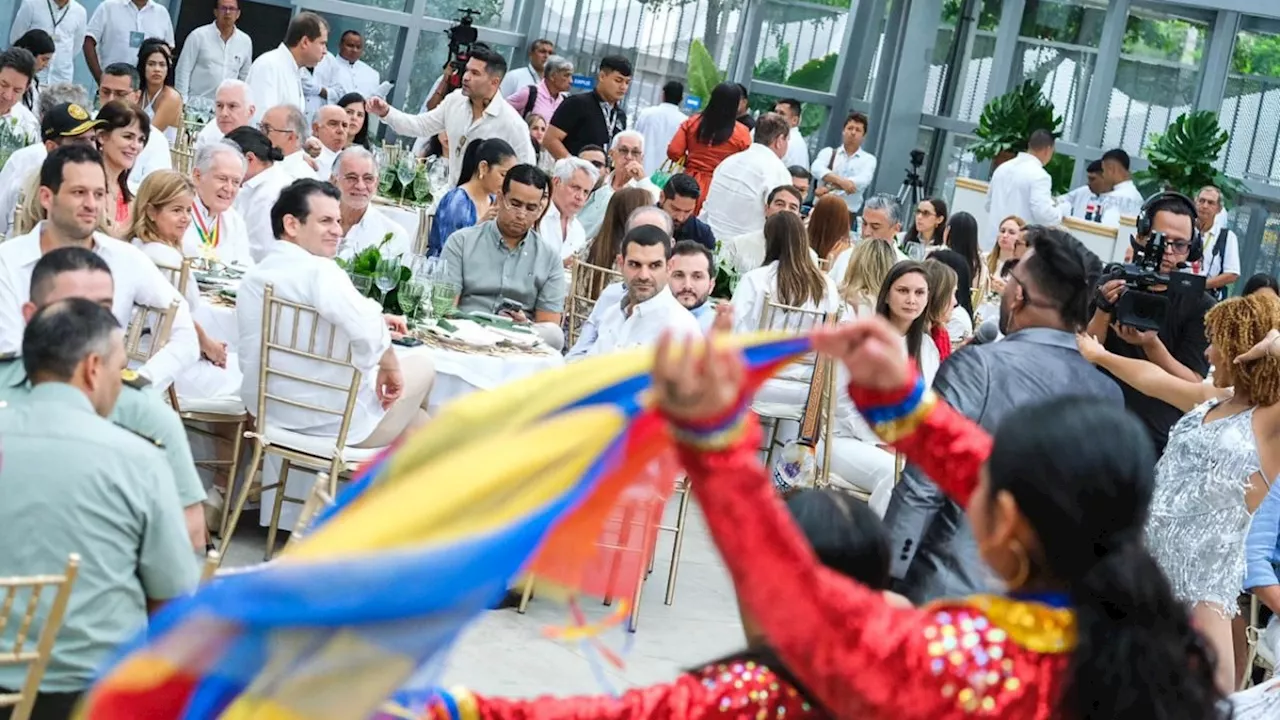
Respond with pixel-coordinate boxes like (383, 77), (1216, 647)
(881, 225), (1123, 604)
(667, 240), (717, 330)
(332, 147), (411, 260)
(570, 224), (700, 358)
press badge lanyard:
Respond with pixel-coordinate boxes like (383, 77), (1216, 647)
(46, 0), (69, 30)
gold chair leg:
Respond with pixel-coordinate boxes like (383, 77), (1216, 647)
(517, 576), (535, 614)
(264, 458), (292, 561)
(218, 420), (246, 540)
(219, 440), (264, 559)
(762, 419), (782, 472)
(665, 486), (692, 605)
(628, 546), (647, 633)
(326, 458), (342, 496)
(602, 504), (637, 607)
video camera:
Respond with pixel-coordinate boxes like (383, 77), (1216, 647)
(444, 9), (482, 91)
(1099, 231), (1205, 332)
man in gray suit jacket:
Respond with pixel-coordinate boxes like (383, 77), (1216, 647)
(883, 226), (1124, 604)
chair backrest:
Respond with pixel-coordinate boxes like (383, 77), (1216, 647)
(566, 258), (623, 346)
(153, 257), (192, 298)
(124, 300), (179, 365)
(411, 208), (432, 256)
(170, 146), (195, 176)
(256, 284), (364, 450)
(0, 554), (80, 720)
(759, 291), (832, 370)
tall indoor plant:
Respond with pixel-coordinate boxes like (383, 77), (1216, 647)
(1135, 110), (1244, 202)
(971, 79), (1071, 194)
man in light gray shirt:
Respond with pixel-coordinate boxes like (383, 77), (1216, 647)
(443, 164), (566, 350)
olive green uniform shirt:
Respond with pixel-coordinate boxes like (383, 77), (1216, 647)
(0, 356), (206, 507)
(0, 383), (199, 692)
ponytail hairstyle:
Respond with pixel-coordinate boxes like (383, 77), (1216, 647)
(986, 398), (1224, 720)
(457, 137), (516, 187)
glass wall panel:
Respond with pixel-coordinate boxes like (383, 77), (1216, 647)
(1013, 0), (1108, 141)
(422, 0), (527, 32)
(1221, 29), (1280, 185)
(1101, 7), (1208, 155)
(401, 32), (518, 115)
(314, 10), (409, 90)
(926, 0), (1000, 122)
(749, 1), (851, 96)
(743, 92), (833, 159)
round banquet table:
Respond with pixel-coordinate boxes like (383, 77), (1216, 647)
(415, 332), (565, 415)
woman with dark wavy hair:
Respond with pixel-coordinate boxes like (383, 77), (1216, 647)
(136, 38), (182, 144)
(96, 100), (151, 237)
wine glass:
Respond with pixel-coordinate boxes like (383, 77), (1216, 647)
(378, 163), (395, 198)
(349, 272), (373, 297)
(375, 257), (401, 300)
(398, 281), (425, 327)
(427, 157), (450, 201)
(413, 161), (431, 205)
(396, 156), (417, 205)
(431, 281), (458, 319)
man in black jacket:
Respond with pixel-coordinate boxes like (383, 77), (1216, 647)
(882, 226), (1124, 604)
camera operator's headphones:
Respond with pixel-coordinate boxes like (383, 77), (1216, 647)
(1134, 190), (1203, 264)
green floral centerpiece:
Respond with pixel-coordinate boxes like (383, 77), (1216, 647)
(377, 152), (433, 207)
(712, 239), (739, 300)
(335, 233), (411, 313)
(0, 115), (35, 173)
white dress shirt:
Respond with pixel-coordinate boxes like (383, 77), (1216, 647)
(566, 281), (625, 359)
(0, 223), (198, 388)
(810, 144), (877, 213)
(181, 197), (253, 267)
(10, 0), (88, 85)
(498, 65), (540, 100)
(720, 228), (822, 276)
(338, 205), (411, 261)
(128, 121), (171, 194)
(2, 105), (39, 145)
(314, 54), (381, 102)
(315, 145), (339, 180)
(576, 174), (661, 240)
(246, 44), (305, 122)
(382, 90), (535, 187)
(1103, 179), (1144, 218)
(85, 0), (173, 70)
(0, 143), (46, 237)
(700, 144), (793, 239)
(984, 152), (1062, 250)
(539, 200), (587, 260)
(781, 126), (809, 170)
(173, 22), (252, 100)
(1198, 226), (1241, 280)
(235, 162), (294, 263)
(634, 102), (686, 177)
(280, 150), (318, 181)
(578, 286), (699, 358)
(192, 121), (225, 152)
(1060, 183), (1114, 224)
(237, 240), (391, 443)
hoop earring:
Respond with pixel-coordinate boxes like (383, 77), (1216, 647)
(1003, 538), (1031, 590)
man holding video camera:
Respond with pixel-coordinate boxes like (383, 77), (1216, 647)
(1086, 192), (1216, 453)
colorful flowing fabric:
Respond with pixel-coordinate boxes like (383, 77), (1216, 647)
(77, 332), (813, 720)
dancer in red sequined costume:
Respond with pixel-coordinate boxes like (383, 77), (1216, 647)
(649, 321), (1224, 720)
(414, 488), (896, 720)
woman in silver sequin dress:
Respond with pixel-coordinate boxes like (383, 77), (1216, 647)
(1078, 293), (1280, 693)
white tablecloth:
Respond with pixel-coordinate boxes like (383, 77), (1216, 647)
(424, 342), (565, 415)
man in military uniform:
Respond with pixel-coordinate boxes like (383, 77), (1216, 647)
(0, 247), (207, 550)
(0, 299), (198, 719)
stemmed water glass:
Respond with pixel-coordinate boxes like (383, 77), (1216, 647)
(413, 160), (431, 206)
(430, 281), (458, 320)
(427, 157), (450, 201)
(398, 281), (425, 327)
(396, 156), (417, 206)
(375, 257), (401, 301)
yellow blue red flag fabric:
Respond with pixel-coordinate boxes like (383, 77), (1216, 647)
(77, 332), (812, 720)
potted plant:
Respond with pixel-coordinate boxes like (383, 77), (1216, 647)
(971, 78), (1068, 181)
(1134, 110), (1244, 202)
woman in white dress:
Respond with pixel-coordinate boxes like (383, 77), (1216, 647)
(829, 260), (941, 503)
(129, 171), (242, 402)
(732, 212), (841, 429)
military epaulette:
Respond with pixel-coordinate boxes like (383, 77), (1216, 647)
(121, 369), (151, 390)
(114, 422), (165, 449)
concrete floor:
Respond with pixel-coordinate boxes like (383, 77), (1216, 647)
(220, 498), (747, 697)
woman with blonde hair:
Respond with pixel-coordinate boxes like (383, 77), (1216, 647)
(807, 195), (852, 263)
(838, 237), (897, 318)
(130, 171), (241, 401)
(1078, 292), (1280, 693)
(987, 214), (1027, 294)
(922, 258), (958, 361)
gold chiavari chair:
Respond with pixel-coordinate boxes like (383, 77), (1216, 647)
(565, 258), (623, 347)
(754, 293), (832, 470)
(1243, 594), (1276, 689)
(411, 208), (433, 256)
(124, 300), (179, 365)
(171, 145), (195, 176)
(0, 555), (80, 720)
(207, 476), (334, 573)
(221, 285), (383, 561)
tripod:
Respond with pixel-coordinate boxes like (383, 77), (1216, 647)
(896, 163), (925, 211)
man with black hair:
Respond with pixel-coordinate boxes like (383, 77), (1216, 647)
(442, 164), (566, 350)
(173, 0), (251, 101)
(0, 297), (198, 718)
(238, 179), (435, 457)
(0, 97), (100, 237)
(635, 80), (686, 177)
(569, 224), (699, 359)
(1060, 159), (1113, 224)
(1101, 147), (1143, 217)
(774, 98), (809, 169)
(1087, 194), (1215, 452)
(985, 128), (1062, 248)
(545, 55), (633, 159)
(369, 47), (534, 186)
(883, 225), (1123, 604)
(660, 173), (716, 250)
(313, 29), (382, 105)
(668, 239), (717, 330)
(0, 144), (198, 389)
(0, 47), (38, 139)
(245, 11), (329, 121)
(811, 111), (876, 217)
(788, 165), (812, 198)
(499, 38), (555, 98)
(718, 184), (803, 275)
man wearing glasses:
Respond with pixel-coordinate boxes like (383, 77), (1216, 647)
(173, 0), (251, 101)
(260, 104), (318, 181)
(331, 147), (411, 261)
(1088, 193), (1215, 454)
(441, 164), (567, 350)
(576, 129), (660, 240)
